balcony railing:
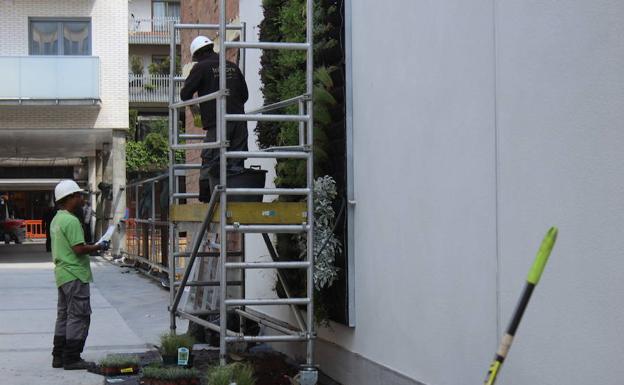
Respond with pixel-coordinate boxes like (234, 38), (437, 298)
(129, 74), (181, 104)
(129, 17), (180, 45)
(0, 56), (100, 105)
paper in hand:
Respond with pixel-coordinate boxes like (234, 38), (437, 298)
(97, 225), (116, 245)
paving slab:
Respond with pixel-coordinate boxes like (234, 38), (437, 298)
(0, 243), (185, 385)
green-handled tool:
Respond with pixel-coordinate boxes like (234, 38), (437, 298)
(483, 227), (558, 385)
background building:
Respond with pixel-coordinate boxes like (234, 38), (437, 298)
(128, 0), (181, 125)
(0, 0), (128, 253)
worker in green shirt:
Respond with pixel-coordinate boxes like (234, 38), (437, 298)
(50, 180), (109, 370)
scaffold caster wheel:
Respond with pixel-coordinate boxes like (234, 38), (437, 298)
(296, 366), (318, 385)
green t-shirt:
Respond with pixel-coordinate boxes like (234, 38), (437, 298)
(51, 210), (93, 287)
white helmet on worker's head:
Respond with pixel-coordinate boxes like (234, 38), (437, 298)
(190, 35), (213, 57)
(54, 180), (86, 202)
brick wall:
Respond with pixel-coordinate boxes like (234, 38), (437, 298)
(0, 0), (128, 131)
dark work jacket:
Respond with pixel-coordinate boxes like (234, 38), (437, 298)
(180, 52), (249, 175)
(180, 52), (249, 130)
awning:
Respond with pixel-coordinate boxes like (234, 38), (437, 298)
(0, 179), (87, 191)
(0, 129), (111, 157)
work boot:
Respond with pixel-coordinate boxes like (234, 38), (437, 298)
(51, 335), (65, 368)
(64, 358), (95, 370)
(63, 339), (94, 370)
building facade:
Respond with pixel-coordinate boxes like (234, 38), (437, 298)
(0, 0), (128, 252)
(241, 1), (624, 385)
(315, 1), (624, 385)
(128, 0), (181, 120)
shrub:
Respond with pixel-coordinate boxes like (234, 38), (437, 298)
(130, 55), (144, 75)
(298, 175), (341, 290)
(98, 354), (140, 368)
(205, 363), (255, 385)
(159, 333), (195, 357)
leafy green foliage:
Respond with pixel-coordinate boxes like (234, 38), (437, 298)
(257, 0), (344, 184)
(148, 55), (182, 75)
(126, 115), (183, 174)
(259, 0), (347, 323)
(128, 109), (138, 140)
(143, 366), (200, 380)
(98, 354), (140, 368)
(159, 333), (195, 356)
(130, 55), (144, 75)
(205, 363), (255, 385)
(126, 138), (168, 172)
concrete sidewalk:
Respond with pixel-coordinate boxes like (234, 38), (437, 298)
(0, 243), (184, 385)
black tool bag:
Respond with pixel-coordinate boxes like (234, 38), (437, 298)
(199, 165), (267, 203)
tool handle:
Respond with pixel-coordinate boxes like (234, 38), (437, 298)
(526, 227), (558, 285)
(484, 359), (502, 385)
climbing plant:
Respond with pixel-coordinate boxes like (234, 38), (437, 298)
(259, 0), (347, 324)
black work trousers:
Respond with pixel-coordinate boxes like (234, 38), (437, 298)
(53, 280), (91, 362)
(201, 121), (248, 176)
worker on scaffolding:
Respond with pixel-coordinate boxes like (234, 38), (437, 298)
(181, 35), (249, 199)
(50, 180), (109, 370)
(179, 36), (250, 340)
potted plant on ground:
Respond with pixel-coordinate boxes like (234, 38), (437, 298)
(205, 363), (256, 385)
(140, 366), (162, 385)
(170, 367), (201, 385)
(98, 354), (140, 376)
(141, 366), (201, 385)
(159, 333), (195, 366)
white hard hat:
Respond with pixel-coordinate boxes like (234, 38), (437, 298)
(55, 180), (86, 202)
(190, 35), (213, 57)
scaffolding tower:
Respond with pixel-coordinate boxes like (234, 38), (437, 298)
(167, 0), (317, 382)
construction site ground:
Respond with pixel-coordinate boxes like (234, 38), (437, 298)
(0, 242), (184, 385)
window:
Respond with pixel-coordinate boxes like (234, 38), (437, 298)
(151, 55), (168, 66)
(30, 19), (91, 55)
(152, 1), (180, 19)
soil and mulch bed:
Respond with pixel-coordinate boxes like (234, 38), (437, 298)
(191, 349), (298, 385)
(94, 347), (340, 385)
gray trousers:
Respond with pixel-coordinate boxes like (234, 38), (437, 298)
(54, 280), (91, 341)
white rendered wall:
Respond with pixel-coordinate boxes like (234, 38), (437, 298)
(494, 2), (624, 385)
(241, 0), (499, 383)
(322, 1), (624, 385)
(321, 1), (499, 384)
(240, 1), (624, 385)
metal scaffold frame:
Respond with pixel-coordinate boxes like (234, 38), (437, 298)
(166, 0), (317, 381)
(122, 173), (169, 276)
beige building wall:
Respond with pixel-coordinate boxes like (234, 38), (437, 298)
(0, 0), (128, 131)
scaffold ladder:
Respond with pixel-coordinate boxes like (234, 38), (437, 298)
(167, 0), (317, 382)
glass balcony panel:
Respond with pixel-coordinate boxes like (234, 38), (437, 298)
(0, 56), (99, 103)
